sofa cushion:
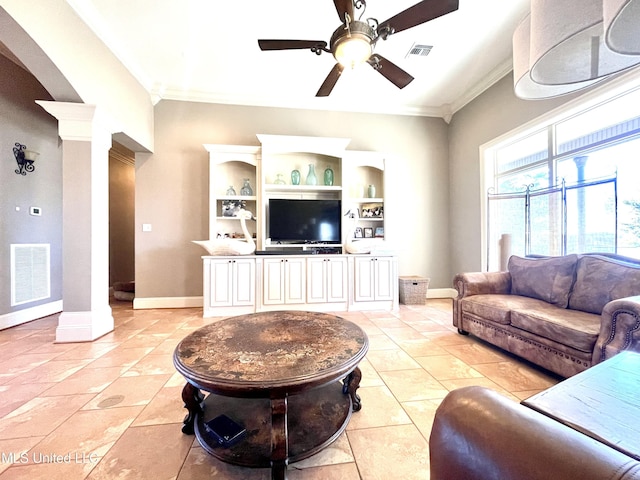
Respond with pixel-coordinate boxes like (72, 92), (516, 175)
(508, 255), (578, 308)
(511, 304), (600, 353)
(568, 255), (640, 315)
(461, 294), (557, 325)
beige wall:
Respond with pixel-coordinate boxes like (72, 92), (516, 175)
(447, 72), (583, 278)
(109, 144), (135, 286)
(135, 101), (451, 300)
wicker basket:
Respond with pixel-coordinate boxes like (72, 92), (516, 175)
(399, 276), (430, 305)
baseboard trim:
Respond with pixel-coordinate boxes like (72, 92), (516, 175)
(0, 300), (63, 331)
(427, 288), (457, 299)
(133, 296), (203, 310)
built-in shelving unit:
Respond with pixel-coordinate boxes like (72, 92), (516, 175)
(204, 136), (387, 251)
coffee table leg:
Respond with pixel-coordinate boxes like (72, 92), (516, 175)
(181, 382), (204, 435)
(343, 366), (363, 411)
(270, 396), (289, 480)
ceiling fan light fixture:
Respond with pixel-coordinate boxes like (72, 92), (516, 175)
(331, 21), (374, 69)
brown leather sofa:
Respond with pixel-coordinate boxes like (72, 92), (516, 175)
(430, 386), (640, 480)
(453, 253), (640, 377)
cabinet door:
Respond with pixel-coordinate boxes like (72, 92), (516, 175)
(306, 257), (328, 303)
(373, 257), (394, 301)
(354, 257), (376, 302)
(326, 257), (348, 303)
(263, 258), (285, 305)
(284, 258), (306, 304)
(232, 258), (256, 306)
(208, 259), (234, 307)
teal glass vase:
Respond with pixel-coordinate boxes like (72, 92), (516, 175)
(291, 169), (300, 185)
(324, 166), (334, 186)
(306, 164), (317, 185)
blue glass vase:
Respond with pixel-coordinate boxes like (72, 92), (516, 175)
(306, 164), (317, 185)
(324, 166), (334, 186)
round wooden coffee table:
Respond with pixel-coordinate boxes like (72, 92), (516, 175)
(173, 310), (369, 480)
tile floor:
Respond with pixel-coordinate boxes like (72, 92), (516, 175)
(0, 299), (560, 479)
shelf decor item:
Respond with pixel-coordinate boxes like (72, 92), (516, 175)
(306, 164), (317, 185)
(364, 227), (373, 238)
(240, 179), (253, 196)
(291, 169), (301, 185)
(367, 184), (376, 198)
(274, 174), (286, 185)
(226, 186), (236, 196)
(324, 166), (334, 186)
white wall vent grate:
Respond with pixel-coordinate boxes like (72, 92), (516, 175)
(11, 244), (51, 306)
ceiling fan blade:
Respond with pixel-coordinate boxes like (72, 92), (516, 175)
(316, 63), (345, 97)
(368, 55), (414, 89)
(333, 0), (354, 23)
(378, 0), (459, 35)
(258, 39), (328, 51)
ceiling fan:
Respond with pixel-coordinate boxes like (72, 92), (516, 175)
(258, 0), (459, 97)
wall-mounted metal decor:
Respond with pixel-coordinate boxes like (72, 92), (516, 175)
(13, 142), (39, 176)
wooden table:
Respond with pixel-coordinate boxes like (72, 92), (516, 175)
(523, 350), (640, 460)
(173, 310), (369, 480)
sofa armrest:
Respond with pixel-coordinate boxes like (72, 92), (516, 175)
(430, 386), (640, 480)
(593, 295), (640, 364)
(453, 271), (511, 328)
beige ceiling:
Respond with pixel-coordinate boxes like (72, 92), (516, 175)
(65, 0), (530, 119)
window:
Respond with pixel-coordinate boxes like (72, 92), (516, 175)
(483, 83), (640, 270)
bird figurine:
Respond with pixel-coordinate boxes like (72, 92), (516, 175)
(192, 209), (256, 255)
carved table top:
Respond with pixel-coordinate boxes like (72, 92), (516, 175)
(174, 310), (369, 397)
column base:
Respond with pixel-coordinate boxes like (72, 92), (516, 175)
(55, 306), (114, 343)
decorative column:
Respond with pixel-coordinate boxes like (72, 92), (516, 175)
(36, 101), (114, 342)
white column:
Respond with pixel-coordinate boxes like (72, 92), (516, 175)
(37, 101), (115, 342)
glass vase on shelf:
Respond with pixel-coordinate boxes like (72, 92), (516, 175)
(226, 186), (236, 196)
(368, 184), (376, 198)
(240, 179), (253, 196)
(291, 169), (301, 185)
(306, 164), (317, 185)
(274, 174), (286, 185)
(324, 166), (334, 186)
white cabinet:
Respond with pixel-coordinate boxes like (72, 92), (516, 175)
(351, 256), (398, 310)
(203, 257), (256, 317)
(306, 256), (348, 304)
(262, 257), (306, 305)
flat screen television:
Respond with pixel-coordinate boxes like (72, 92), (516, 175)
(269, 199), (342, 244)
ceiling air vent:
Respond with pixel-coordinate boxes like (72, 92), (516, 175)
(406, 44), (433, 58)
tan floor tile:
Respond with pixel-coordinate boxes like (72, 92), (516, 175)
(177, 446), (270, 479)
(131, 385), (187, 427)
(402, 399), (441, 440)
(415, 354), (484, 380)
(41, 366), (123, 396)
(395, 338), (449, 357)
(379, 369), (449, 402)
(473, 360), (559, 392)
(0, 383), (56, 418)
(121, 353), (176, 376)
(85, 346), (155, 370)
(365, 349), (422, 372)
(82, 374), (172, 410)
(150, 338), (181, 355)
(348, 424), (430, 480)
(0, 394), (94, 439)
(356, 358), (386, 388)
(289, 432), (353, 469)
(118, 333), (171, 349)
(29, 405), (143, 459)
(443, 341), (512, 364)
(439, 377), (519, 401)
(346, 386), (412, 430)
(366, 334), (399, 351)
(0, 353), (59, 377)
(287, 462), (361, 479)
(0, 459), (98, 479)
(422, 330), (473, 346)
(379, 326), (428, 342)
(0, 437), (44, 475)
(86, 423), (192, 480)
(52, 342), (120, 361)
(8, 359), (94, 385)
